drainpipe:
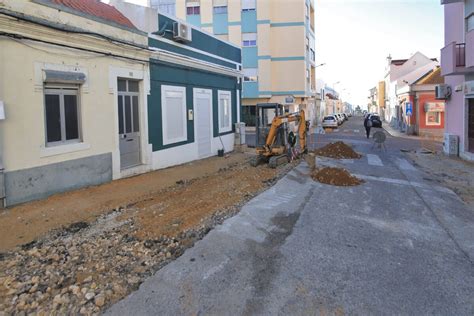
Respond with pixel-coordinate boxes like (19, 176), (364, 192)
(0, 100), (5, 208)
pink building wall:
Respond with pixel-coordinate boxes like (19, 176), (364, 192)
(443, 2), (466, 147)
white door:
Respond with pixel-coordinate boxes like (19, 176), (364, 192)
(194, 89), (212, 158)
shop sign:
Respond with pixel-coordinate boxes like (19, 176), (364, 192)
(424, 102), (445, 112)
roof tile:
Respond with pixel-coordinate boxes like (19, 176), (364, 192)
(51, 0), (136, 29)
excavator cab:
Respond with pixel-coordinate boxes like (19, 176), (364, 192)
(255, 103), (287, 150)
(252, 103), (308, 168)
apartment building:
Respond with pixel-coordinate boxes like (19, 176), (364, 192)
(151, 0), (317, 126)
(440, 0), (474, 161)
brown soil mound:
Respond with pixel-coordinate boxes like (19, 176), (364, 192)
(311, 167), (364, 186)
(314, 141), (361, 159)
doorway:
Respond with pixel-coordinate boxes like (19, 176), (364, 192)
(118, 79), (141, 169)
(194, 89), (213, 158)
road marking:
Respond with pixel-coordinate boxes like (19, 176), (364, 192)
(367, 154), (383, 166)
(340, 159), (354, 164)
(353, 174), (456, 195)
(354, 129), (360, 133)
(395, 158), (417, 171)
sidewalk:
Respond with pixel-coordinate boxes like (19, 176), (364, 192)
(0, 152), (256, 251)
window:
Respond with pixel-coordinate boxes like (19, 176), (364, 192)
(243, 68), (258, 82)
(242, 33), (257, 47)
(161, 85), (188, 145)
(44, 87), (81, 146)
(426, 111), (441, 126)
(305, 36), (309, 51)
(306, 69), (310, 80)
(150, 0), (176, 16)
(218, 90), (232, 133)
(305, 4), (309, 19)
(186, 0), (200, 15)
(213, 0), (227, 14)
(310, 48), (315, 61)
(467, 14), (474, 32)
(242, 0), (256, 11)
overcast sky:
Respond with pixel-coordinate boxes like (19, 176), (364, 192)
(106, 0), (444, 109)
(316, 0), (444, 108)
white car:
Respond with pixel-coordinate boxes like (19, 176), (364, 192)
(335, 114), (344, 125)
(322, 115), (338, 128)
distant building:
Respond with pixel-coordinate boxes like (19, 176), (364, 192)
(396, 67), (445, 139)
(383, 52), (439, 126)
(440, 0), (474, 161)
(168, 0), (317, 126)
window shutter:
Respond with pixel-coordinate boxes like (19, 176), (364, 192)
(242, 0), (256, 10)
(213, 0), (227, 7)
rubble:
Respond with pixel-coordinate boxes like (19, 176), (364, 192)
(313, 141), (362, 159)
(0, 160), (294, 314)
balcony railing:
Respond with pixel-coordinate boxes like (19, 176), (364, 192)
(456, 43), (466, 67)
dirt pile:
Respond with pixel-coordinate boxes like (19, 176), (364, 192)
(311, 167), (364, 187)
(314, 141), (361, 159)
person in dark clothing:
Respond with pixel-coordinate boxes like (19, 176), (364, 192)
(364, 116), (372, 139)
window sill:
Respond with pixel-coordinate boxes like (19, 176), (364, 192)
(40, 142), (91, 158)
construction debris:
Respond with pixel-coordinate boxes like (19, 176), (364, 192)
(0, 159), (294, 315)
(311, 167), (364, 187)
(313, 141), (362, 159)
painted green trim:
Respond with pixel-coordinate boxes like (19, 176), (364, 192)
(256, 19), (271, 24)
(270, 22), (305, 27)
(271, 56), (305, 61)
(149, 38), (237, 69)
(228, 21), (242, 26)
(201, 23), (213, 27)
(258, 91), (306, 96)
(148, 60), (239, 152)
(257, 56), (305, 61)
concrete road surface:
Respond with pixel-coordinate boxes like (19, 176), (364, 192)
(107, 117), (474, 315)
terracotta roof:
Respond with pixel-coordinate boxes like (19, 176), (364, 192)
(50, 0), (136, 29)
(416, 67), (444, 85)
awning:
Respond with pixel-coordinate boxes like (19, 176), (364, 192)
(43, 70), (86, 84)
(424, 102), (445, 112)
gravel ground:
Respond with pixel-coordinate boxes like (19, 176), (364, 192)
(0, 159), (294, 315)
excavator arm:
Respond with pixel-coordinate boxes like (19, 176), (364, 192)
(263, 109), (307, 154)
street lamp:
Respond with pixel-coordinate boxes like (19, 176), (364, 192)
(315, 63), (326, 68)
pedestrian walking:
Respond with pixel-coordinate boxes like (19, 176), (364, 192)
(364, 115), (372, 139)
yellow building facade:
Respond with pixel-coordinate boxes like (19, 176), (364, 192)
(166, 0), (317, 125)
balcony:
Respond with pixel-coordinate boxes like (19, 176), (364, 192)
(441, 42), (470, 75)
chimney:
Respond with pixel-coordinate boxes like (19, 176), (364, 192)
(387, 54), (392, 65)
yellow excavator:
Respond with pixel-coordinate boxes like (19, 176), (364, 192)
(251, 103), (308, 168)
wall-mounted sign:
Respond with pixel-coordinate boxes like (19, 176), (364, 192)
(406, 102), (413, 116)
(285, 96), (295, 104)
(424, 102), (445, 112)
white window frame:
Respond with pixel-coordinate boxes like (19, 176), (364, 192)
(426, 111), (441, 126)
(242, 32), (257, 47)
(243, 68), (258, 82)
(218, 90), (232, 133)
(44, 85), (82, 147)
(186, 0), (200, 15)
(161, 85), (188, 145)
(242, 0), (256, 11)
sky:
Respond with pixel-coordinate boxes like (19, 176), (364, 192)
(316, 0), (444, 108)
(104, 0), (444, 109)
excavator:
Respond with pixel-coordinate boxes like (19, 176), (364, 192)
(251, 103), (309, 168)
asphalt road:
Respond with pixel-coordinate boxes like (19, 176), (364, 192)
(107, 117), (474, 315)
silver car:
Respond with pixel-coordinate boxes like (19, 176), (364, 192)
(322, 115), (338, 128)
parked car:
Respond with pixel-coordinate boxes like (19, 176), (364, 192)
(342, 113), (349, 121)
(335, 114), (344, 125)
(368, 114), (382, 128)
(322, 115), (338, 128)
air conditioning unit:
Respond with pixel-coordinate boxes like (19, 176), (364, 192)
(173, 22), (192, 42)
(435, 84), (451, 100)
(444, 133), (459, 156)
